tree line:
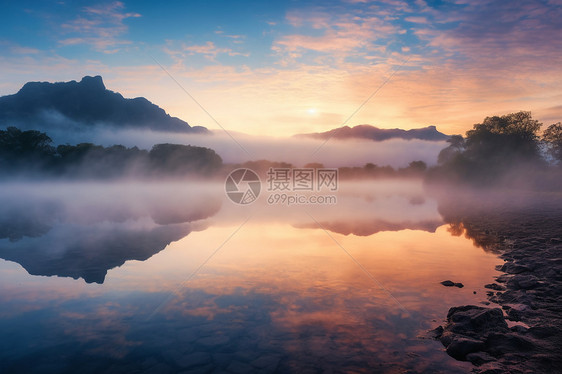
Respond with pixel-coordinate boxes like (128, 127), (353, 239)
(1, 111), (561, 183)
(429, 111), (562, 186)
(0, 127), (222, 178)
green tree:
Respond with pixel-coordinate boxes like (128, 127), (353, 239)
(464, 112), (542, 163)
(542, 122), (562, 163)
(429, 112), (545, 184)
(407, 160), (427, 172)
(0, 127), (55, 173)
(437, 135), (465, 165)
(149, 143), (222, 176)
(0, 127), (55, 157)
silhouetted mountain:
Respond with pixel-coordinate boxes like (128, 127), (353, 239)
(296, 124), (449, 141)
(0, 75), (208, 133)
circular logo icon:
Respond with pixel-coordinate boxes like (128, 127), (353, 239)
(225, 168), (261, 205)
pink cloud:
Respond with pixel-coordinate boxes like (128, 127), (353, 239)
(273, 11), (399, 65)
(58, 1), (140, 53)
(404, 16), (428, 23)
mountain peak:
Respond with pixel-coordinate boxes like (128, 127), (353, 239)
(296, 124), (449, 142)
(79, 75), (105, 91)
(1, 76), (208, 134)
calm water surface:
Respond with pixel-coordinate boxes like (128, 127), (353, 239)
(0, 180), (502, 373)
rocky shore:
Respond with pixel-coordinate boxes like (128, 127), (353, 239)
(432, 195), (562, 373)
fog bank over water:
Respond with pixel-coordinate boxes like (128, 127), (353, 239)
(44, 127), (447, 168)
(0, 179), (442, 283)
(4, 177), (557, 285)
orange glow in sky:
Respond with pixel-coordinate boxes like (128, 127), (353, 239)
(1, 1), (560, 137)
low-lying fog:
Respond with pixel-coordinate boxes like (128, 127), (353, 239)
(2, 177), (560, 285)
(0, 179), (442, 283)
(42, 127), (447, 168)
(0, 179), (440, 232)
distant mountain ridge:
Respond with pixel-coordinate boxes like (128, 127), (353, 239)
(0, 75), (208, 133)
(296, 124), (449, 141)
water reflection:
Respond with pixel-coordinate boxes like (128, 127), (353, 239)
(0, 180), (505, 373)
(294, 181), (444, 235)
(0, 182), (221, 283)
(0, 221), (200, 283)
(0, 180), (445, 283)
(431, 185), (562, 252)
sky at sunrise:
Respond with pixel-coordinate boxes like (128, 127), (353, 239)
(1, 0), (561, 136)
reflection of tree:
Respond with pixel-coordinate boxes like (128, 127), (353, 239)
(434, 188), (508, 252)
(444, 219), (501, 253)
(432, 186), (562, 252)
(446, 221), (464, 237)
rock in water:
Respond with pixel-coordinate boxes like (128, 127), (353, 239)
(446, 337), (485, 360)
(441, 280), (464, 288)
(446, 306), (507, 336)
(484, 283), (505, 291)
(432, 305), (540, 370)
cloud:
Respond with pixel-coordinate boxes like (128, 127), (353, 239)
(59, 1), (141, 52)
(404, 16), (428, 23)
(273, 10), (399, 65)
(1, 0), (561, 138)
(215, 30), (246, 41)
(182, 41), (249, 60)
(418, 0), (562, 69)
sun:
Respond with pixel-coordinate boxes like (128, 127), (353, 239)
(307, 108), (317, 115)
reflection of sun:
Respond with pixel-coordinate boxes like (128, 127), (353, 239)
(307, 108), (317, 115)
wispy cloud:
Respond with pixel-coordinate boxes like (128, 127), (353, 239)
(0, 41), (40, 55)
(272, 10), (402, 68)
(404, 16), (428, 23)
(182, 41), (249, 60)
(59, 1), (140, 52)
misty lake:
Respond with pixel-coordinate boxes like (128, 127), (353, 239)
(0, 179), (504, 373)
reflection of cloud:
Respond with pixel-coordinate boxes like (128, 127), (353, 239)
(0, 181), (505, 372)
(60, 303), (140, 358)
(144, 222), (500, 372)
